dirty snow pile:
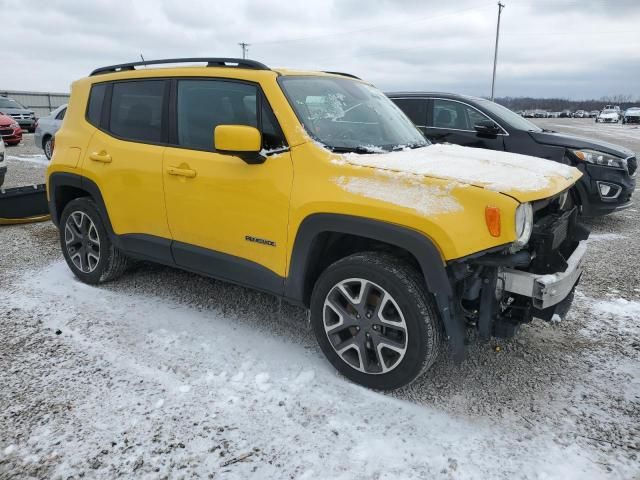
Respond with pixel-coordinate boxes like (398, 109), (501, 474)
(339, 144), (576, 192)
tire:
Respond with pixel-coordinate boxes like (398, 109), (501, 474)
(59, 197), (129, 284)
(310, 252), (443, 390)
(43, 136), (53, 160)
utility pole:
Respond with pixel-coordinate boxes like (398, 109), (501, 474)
(238, 42), (250, 59)
(490, 2), (505, 102)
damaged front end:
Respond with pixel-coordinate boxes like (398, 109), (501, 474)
(445, 193), (590, 356)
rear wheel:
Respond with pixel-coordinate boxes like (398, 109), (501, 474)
(43, 136), (53, 160)
(59, 197), (129, 284)
(310, 252), (443, 390)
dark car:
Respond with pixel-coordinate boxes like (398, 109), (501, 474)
(623, 107), (640, 124)
(0, 96), (37, 132)
(388, 92), (636, 216)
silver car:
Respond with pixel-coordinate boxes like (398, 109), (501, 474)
(34, 104), (67, 159)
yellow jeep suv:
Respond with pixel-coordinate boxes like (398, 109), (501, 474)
(47, 58), (589, 390)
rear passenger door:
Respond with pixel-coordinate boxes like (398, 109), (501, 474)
(424, 98), (506, 151)
(162, 79), (293, 292)
(83, 80), (171, 250)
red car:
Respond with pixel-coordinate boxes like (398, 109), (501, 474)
(0, 112), (22, 145)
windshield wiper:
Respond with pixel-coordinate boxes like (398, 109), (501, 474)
(392, 143), (428, 151)
(327, 146), (382, 154)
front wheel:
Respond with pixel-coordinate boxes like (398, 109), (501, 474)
(59, 197), (129, 284)
(310, 252), (443, 390)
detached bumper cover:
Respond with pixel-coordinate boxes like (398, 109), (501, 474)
(499, 240), (587, 309)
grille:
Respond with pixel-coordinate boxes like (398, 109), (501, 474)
(0, 128), (13, 136)
(628, 156), (637, 177)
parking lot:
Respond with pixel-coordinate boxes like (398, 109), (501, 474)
(1, 120), (639, 478)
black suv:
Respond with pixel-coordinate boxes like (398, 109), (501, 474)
(388, 92), (636, 217)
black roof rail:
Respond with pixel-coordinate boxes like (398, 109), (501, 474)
(323, 71), (361, 80)
(90, 58), (270, 76)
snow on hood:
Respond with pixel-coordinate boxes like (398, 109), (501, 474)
(338, 144), (577, 195)
(335, 173), (463, 216)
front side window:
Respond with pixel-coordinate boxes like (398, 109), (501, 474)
(177, 80), (259, 151)
(56, 107), (67, 121)
(279, 76), (427, 152)
(109, 81), (165, 143)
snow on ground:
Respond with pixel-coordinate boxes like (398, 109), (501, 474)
(6, 154), (49, 166)
(0, 262), (612, 479)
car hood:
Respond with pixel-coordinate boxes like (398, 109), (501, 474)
(0, 113), (15, 125)
(0, 107), (33, 115)
(529, 130), (634, 158)
(625, 110), (640, 117)
(335, 143), (581, 203)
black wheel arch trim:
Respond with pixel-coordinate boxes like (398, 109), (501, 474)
(49, 172), (112, 231)
(284, 213), (453, 303)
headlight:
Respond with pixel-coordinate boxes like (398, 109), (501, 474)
(570, 149), (625, 168)
(10, 122), (19, 129)
(514, 202), (533, 247)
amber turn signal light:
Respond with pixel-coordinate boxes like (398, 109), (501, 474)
(485, 206), (501, 237)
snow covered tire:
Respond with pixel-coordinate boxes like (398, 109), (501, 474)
(59, 197), (129, 284)
(310, 252), (443, 390)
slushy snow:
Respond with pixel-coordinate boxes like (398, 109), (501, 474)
(340, 143), (576, 193)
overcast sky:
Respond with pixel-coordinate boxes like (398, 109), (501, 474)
(2, 0), (639, 99)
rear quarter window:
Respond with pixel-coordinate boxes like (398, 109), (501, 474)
(86, 83), (107, 127)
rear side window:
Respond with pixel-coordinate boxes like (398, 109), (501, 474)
(177, 80), (258, 151)
(86, 84), (106, 127)
(56, 107), (66, 121)
(392, 98), (427, 127)
(109, 81), (165, 143)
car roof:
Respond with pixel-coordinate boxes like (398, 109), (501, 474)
(85, 58), (364, 84)
(385, 91), (487, 103)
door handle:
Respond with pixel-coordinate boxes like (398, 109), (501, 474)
(89, 151), (112, 163)
(167, 166), (197, 178)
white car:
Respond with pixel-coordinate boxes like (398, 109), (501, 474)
(596, 109), (620, 123)
(34, 104), (67, 160)
(0, 140), (5, 188)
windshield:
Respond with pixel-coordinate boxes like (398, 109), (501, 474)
(475, 99), (542, 132)
(603, 109), (616, 114)
(279, 76), (428, 151)
(0, 98), (24, 109)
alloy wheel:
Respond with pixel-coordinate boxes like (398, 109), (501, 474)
(323, 278), (408, 374)
(64, 211), (101, 273)
(44, 139), (53, 159)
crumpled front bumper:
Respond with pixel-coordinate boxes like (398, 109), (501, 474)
(499, 240), (587, 309)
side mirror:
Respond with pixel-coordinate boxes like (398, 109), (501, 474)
(473, 121), (501, 136)
(214, 125), (264, 164)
